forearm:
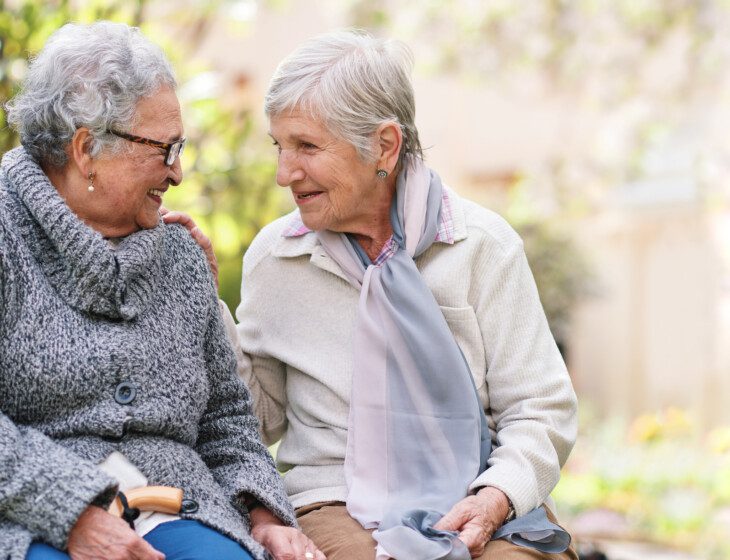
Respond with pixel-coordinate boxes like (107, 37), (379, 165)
(473, 243), (578, 515)
(219, 298), (288, 445)
(246, 496), (291, 529)
(0, 415), (117, 549)
(198, 298), (296, 527)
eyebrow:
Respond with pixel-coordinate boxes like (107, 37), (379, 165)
(268, 131), (321, 144)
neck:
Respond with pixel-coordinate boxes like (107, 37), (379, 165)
(351, 176), (396, 261)
(352, 228), (393, 261)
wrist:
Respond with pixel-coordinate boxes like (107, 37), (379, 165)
(249, 503), (284, 530)
(504, 499), (516, 523)
(476, 486), (513, 524)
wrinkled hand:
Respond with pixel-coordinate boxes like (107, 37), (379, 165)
(67, 505), (165, 560)
(160, 208), (219, 289)
(250, 506), (326, 560)
(433, 487), (510, 559)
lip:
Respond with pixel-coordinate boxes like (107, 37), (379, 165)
(147, 188), (167, 205)
(292, 190), (324, 206)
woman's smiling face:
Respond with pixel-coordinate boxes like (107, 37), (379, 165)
(63, 86), (185, 238)
(97, 86), (184, 234)
(269, 109), (385, 234)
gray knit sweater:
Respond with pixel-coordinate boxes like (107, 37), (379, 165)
(0, 147), (295, 559)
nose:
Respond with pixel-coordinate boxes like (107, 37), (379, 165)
(276, 149), (305, 187)
(167, 155), (183, 186)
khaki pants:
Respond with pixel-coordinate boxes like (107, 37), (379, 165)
(297, 502), (579, 560)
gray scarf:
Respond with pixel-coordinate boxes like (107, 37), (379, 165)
(318, 158), (570, 559)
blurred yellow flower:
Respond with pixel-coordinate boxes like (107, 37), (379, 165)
(628, 408), (693, 443)
(629, 413), (663, 443)
(604, 490), (646, 515)
(708, 426), (730, 454)
(664, 407), (693, 437)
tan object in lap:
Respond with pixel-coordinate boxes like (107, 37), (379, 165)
(99, 452), (181, 535)
(108, 486), (183, 517)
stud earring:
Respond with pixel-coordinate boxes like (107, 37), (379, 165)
(376, 169), (388, 178)
(87, 172), (95, 193)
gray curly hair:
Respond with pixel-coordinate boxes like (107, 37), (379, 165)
(5, 21), (176, 168)
(265, 30), (423, 166)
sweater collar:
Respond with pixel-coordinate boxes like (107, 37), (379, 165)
(1, 147), (164, 320)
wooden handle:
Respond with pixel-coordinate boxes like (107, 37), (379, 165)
(108, 486), (184, 517)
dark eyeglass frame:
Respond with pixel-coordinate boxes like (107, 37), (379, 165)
(107, 129), (186, 166)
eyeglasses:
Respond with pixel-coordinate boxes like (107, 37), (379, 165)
(107, 129), (186, 166)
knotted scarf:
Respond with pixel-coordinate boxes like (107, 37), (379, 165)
(317, 157), (570, 559)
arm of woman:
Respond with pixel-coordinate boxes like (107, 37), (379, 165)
(0, 411), (120, 550)
(196, 292), (323, 559)
(219, 299), (289, 446)
(435, 235), (578, 557)
(470, 240), (578, 512)
(196, 291), (294, 522)
(0, 225), (135, 555)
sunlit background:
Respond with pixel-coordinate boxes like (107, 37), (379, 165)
(2, 1), (729, 558)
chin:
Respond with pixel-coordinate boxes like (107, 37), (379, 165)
(300, 214), (327, 232)
(137, 213), (161, 231)
(301, 208), (343, 232)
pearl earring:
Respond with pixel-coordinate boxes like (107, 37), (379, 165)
(87, 172), (95, 193)
(376, 169), (388, 178)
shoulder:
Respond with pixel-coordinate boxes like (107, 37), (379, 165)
(162, 222), (215, 285)
(451, 190), (524, 258)
(163, 221), (204, 255)
(242, 210), (304, 275)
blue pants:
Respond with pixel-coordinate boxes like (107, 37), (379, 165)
(26, 520), (254, 560)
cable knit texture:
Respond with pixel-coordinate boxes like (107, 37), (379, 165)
(231, 185), (578, 517)
(0, 147), (295, 560)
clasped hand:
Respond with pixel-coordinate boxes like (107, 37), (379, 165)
(433, 486), (510, 559)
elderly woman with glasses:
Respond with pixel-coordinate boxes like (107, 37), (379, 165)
(0, 21), (324, 560)
(169, 31), (579, 560)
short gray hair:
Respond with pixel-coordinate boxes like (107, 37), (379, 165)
(265, 30), (423, 165)
(6, 21), (176, 168)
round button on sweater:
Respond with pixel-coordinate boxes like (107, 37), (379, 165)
(114, 382), (137, 405)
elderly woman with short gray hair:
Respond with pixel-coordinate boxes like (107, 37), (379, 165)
(172, 30), (580, 560)
(0, 21), (323, 560)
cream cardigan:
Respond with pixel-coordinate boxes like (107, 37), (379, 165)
(222, 188), (578, 517)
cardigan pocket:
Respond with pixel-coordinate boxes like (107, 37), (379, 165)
(439, 305), (487, 389)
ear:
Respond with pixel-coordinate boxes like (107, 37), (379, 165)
(68, 127), (95, 177)
(376, 121), (402, 174)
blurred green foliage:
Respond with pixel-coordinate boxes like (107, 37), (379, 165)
(515, 220), (593, 350)
(0, 0), (286, 311)
(0, 1), (146, 152)
(555, 408), (730, 559)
